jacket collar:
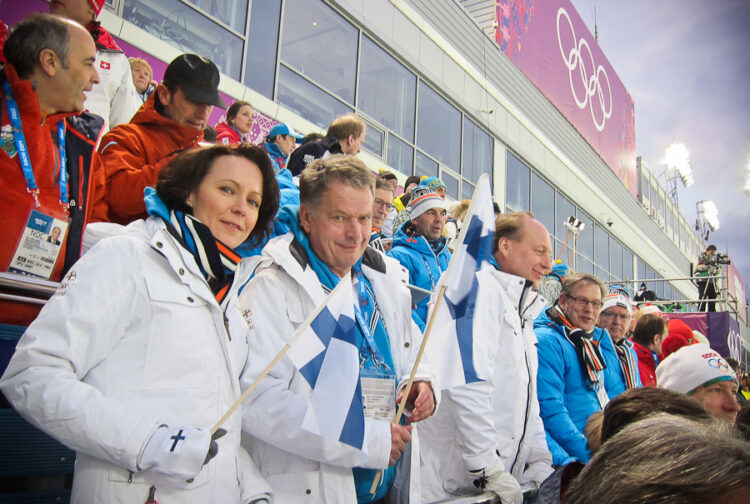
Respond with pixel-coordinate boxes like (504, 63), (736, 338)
(131, 93), (204, 144)
(491, 268), (546, 321)
(3, 64), (79, 128)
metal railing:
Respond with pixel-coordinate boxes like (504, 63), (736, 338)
(0, 272), (59, 305)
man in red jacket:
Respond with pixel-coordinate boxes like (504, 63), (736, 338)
(1, 13), (105, 325)
(95, 53), (226, 224)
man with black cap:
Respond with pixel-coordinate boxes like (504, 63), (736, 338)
(95, 53), (226, 224)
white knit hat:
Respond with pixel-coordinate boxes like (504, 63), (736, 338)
(408, 186), (445, 220)
(656, 343), (737, 394)
(600, 293), (632, 316)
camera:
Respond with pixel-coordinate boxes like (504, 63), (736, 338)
(698, 252), (731, 267)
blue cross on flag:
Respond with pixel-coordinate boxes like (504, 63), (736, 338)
(423, 174), (495, 389)
(286, 274), (366, 450)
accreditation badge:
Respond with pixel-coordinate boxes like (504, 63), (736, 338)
(8, 209), (68, 279)
(360, 368), (397, 421)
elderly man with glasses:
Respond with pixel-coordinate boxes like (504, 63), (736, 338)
(596, 294), (642, 391)
(534, 273), (627, 465)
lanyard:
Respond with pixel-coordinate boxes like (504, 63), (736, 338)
(352, 270), (391, 373)
(3, 80), (67, 209)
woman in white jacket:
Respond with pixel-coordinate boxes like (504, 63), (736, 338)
(0, 144), (279, 504)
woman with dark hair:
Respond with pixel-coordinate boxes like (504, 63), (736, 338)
(216, 101), (255, 145)
(631, 313), (667, 387)
(0, 144), (279, 503)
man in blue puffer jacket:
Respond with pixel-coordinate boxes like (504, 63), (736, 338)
(534, 273), (626, 465)
(388, 186), (451, 330)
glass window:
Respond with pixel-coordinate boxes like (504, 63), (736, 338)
(123, 0), (243, 80)
(610, 239), (623, 281)
(462, 180), (475, 201)
(462, 118), (493, 184)
(359, 36), (416, 141)
(531, 173), (555, 236)
(417, 82), (461, 170)
(362, 122), (384, 157)
(577, 212), (593, 260)
(595, 266), (610, 283)
(506, 152), (530, 212)
(245, 0), (281, 98)
(280, 0), (357, 103)
(623, 248), (634, 283)
(594, 225), (609, 270)
(387, 134), (413, 176)
(277, 65), (352, 130)
(183, 0), (247, 33)
(637, 258), (647, 283)
(416, 151), (438, 179)
(555, 194), (576, 243)
(577, 255), (594, 274)
(441, 170), (460, 200)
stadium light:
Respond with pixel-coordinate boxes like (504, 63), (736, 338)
(697, 200), (720, 232)
(663, 143), (694, 188)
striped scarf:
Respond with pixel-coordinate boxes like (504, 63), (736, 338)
(163, 210), (241, 309)
(546, 306), (607, 385)
(613, 338), (640, 389)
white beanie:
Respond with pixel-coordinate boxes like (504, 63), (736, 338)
(600, 293), (632, 316)
(408, 186), (445, 220)
(656, 343), (737, 394)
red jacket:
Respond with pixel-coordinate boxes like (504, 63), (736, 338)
(631, 339), (658, 387)
(1, 64), (106, 325)
(215, 121), (248, 145)
(96, 93), (203, 224)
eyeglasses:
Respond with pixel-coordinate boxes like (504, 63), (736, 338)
(374, 198), (395, 211)
(566, 295), (603, 311)
(599, 311), (631, 322)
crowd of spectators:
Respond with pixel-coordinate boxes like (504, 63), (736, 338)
(1, 7), (748, 504)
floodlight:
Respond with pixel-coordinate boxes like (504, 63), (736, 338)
(697, 200), (720, 232)
(663, 143), (693, 188)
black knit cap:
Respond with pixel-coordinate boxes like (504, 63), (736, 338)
(163, 54), (226, 109)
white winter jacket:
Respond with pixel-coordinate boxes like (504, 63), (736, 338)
(419, 269), (553, 501)
(85, 49), (141, 131)
(0, 217), (271, 504)
(239, 233), (438, 503)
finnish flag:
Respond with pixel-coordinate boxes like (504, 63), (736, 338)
(286, 274), (366, 450)
(424, 174), (496, 389)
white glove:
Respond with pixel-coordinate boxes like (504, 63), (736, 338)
(468, 460), (523, 504)
(138, 425), (213, 487)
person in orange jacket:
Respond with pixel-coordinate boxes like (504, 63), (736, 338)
(1, 14), (106, 325)
(95, 53), (226, 224)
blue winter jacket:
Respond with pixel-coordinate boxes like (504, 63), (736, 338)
(533, 310), (626, 464)
(387, 222), (451, 329)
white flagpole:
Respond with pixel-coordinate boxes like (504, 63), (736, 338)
(211, 274), (352, 435)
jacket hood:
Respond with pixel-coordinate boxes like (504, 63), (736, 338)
(264, 141), (286, 161)
(89, 22), (123, 52)
(3, 64), (80, 124)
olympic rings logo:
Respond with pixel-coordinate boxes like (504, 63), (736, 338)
(556, 8), (612, 132)
(707, 357), (731, 373)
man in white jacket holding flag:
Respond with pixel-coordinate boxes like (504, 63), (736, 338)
(239, 155), (437, 503)
(419, 189), (554, 502)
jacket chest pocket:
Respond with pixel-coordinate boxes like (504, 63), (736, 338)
(143, 276), (223, 388)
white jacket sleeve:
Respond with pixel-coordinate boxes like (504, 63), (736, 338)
(108, 54), (141, 128)
(239, 267), (391, 470)
(0, 237), (162, 472)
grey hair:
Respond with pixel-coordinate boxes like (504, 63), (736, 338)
(560, 272), (606, 300)
(299, 155), (375, 212)
(375, 177), (395, 194)
(565, 414), (750, 504)
(5, 13), (71, 79)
